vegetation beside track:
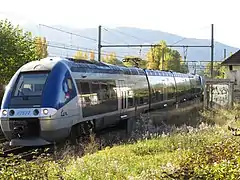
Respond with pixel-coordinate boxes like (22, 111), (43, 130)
(0, 105), (240, 179)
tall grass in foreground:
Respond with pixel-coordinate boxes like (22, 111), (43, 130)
(0, 105), (240, 179)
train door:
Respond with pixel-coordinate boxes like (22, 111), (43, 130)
(118, 80), (128, 119)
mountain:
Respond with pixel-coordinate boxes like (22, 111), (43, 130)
(22, 24), (238, 62)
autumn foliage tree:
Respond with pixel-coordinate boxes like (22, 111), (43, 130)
(73, 50), (88, 60)
(204, 62), (227, 78)
(102, 52), (123, 66)
(146, 40), (188, 73)
(34, 37), (48, 59)
(89, 51), (95, 61)
(147, 41), (166, 70)
(70, 40), (187, 73)
(123, 56), (147, 69)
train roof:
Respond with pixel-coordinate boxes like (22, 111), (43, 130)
(19, 56), (197, 78)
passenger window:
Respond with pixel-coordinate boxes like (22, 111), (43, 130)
(108, 81), (117, 99)
(91, 81), (100, 93)
(100, 82), (109, 100)
(128, 90), (134, 107)
(76, 80), (118, 117)
(91, 81), (100, 105)
(80, 82), (90, 94)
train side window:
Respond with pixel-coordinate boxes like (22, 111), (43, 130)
(67, 78), (73, 90)
(100, 80), (118, 112)
(99, 82), (109, 100)
(128, 90), (134, 108)
(91, 81), (101, 105)
(151, 87), (157, 103)
(79, 81), (91, 108)
(80, 82), (90, 94)
(91, 81), (99, 92)
(79, 80), (118, 117)
(108, 81), (117, 100)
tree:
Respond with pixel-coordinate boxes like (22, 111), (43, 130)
(102, 52), (117, 64)
(34, 37), (48, 59)
(102, 52), (124, 66)
(89, 51), (95, 61)
(73, 50), (88, 60)
(179, 61), (189, 73)
(204, 62), (227, 78)
(146, 41), (167, 70)
(123, 56), (147, 69)
(0, 19), (41, 85)
(146, 40), (185, 72)
(165, 49), (181, 72)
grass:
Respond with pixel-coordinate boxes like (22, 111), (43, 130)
(1, 104), (240, 179)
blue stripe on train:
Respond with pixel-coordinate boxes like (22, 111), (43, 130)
(41, 61), (77, 110)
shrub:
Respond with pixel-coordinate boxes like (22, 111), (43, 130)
(0, 104), (239, 179)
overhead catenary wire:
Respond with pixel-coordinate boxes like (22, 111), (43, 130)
(103, 27), (131, 45)
(102, 26), (156, 57)
(39, 24), (112, 44)
(103, 26), (150, 43)
(103, 27), (149, 55)
(169, 25), (211, 46)
(46, 42), (126, 59)
(46, 40), (133, 58)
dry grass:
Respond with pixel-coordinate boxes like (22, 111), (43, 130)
(1, 103), (240, 179)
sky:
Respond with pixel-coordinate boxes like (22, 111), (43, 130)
(0, 0), (240, 48)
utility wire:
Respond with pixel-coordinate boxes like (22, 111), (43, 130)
(104, 26), (149, 43)
(40, 25), (139, 57)
(103, 27), (150, 58)
(46, 42), (126, 59)
(103, 27), (130, 45)
(46, 40), (132, 57)
(39, 24), (112, 44)
(169, 25), (211, 46)
(170, 37), (187, 46)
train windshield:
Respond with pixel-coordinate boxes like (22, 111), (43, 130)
(13, 72), (49, 97)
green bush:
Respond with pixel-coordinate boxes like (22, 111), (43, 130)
(0, 105), (240, 179)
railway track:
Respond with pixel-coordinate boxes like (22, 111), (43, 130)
(0, 145), (54, 161)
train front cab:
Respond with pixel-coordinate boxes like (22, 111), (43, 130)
(0, 61), (79, 146)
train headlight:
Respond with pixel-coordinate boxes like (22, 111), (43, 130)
(2, 110), (7, 116)
(43, 109), (49, 115)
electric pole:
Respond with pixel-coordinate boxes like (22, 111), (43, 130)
(98, 25), (102, 62)
(210, 24), (214, 78)
(224, 48), (227, 59)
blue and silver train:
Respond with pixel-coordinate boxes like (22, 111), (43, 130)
(0, 57), (204, 146)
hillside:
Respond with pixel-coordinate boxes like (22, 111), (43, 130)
(23, 24), (238, 62)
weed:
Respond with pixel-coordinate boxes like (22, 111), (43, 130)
(0, 104), (240, 179)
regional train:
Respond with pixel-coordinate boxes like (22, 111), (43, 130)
(0, 57), (204, 146)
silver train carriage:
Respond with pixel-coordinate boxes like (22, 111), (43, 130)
(0, 57), (204, 146)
